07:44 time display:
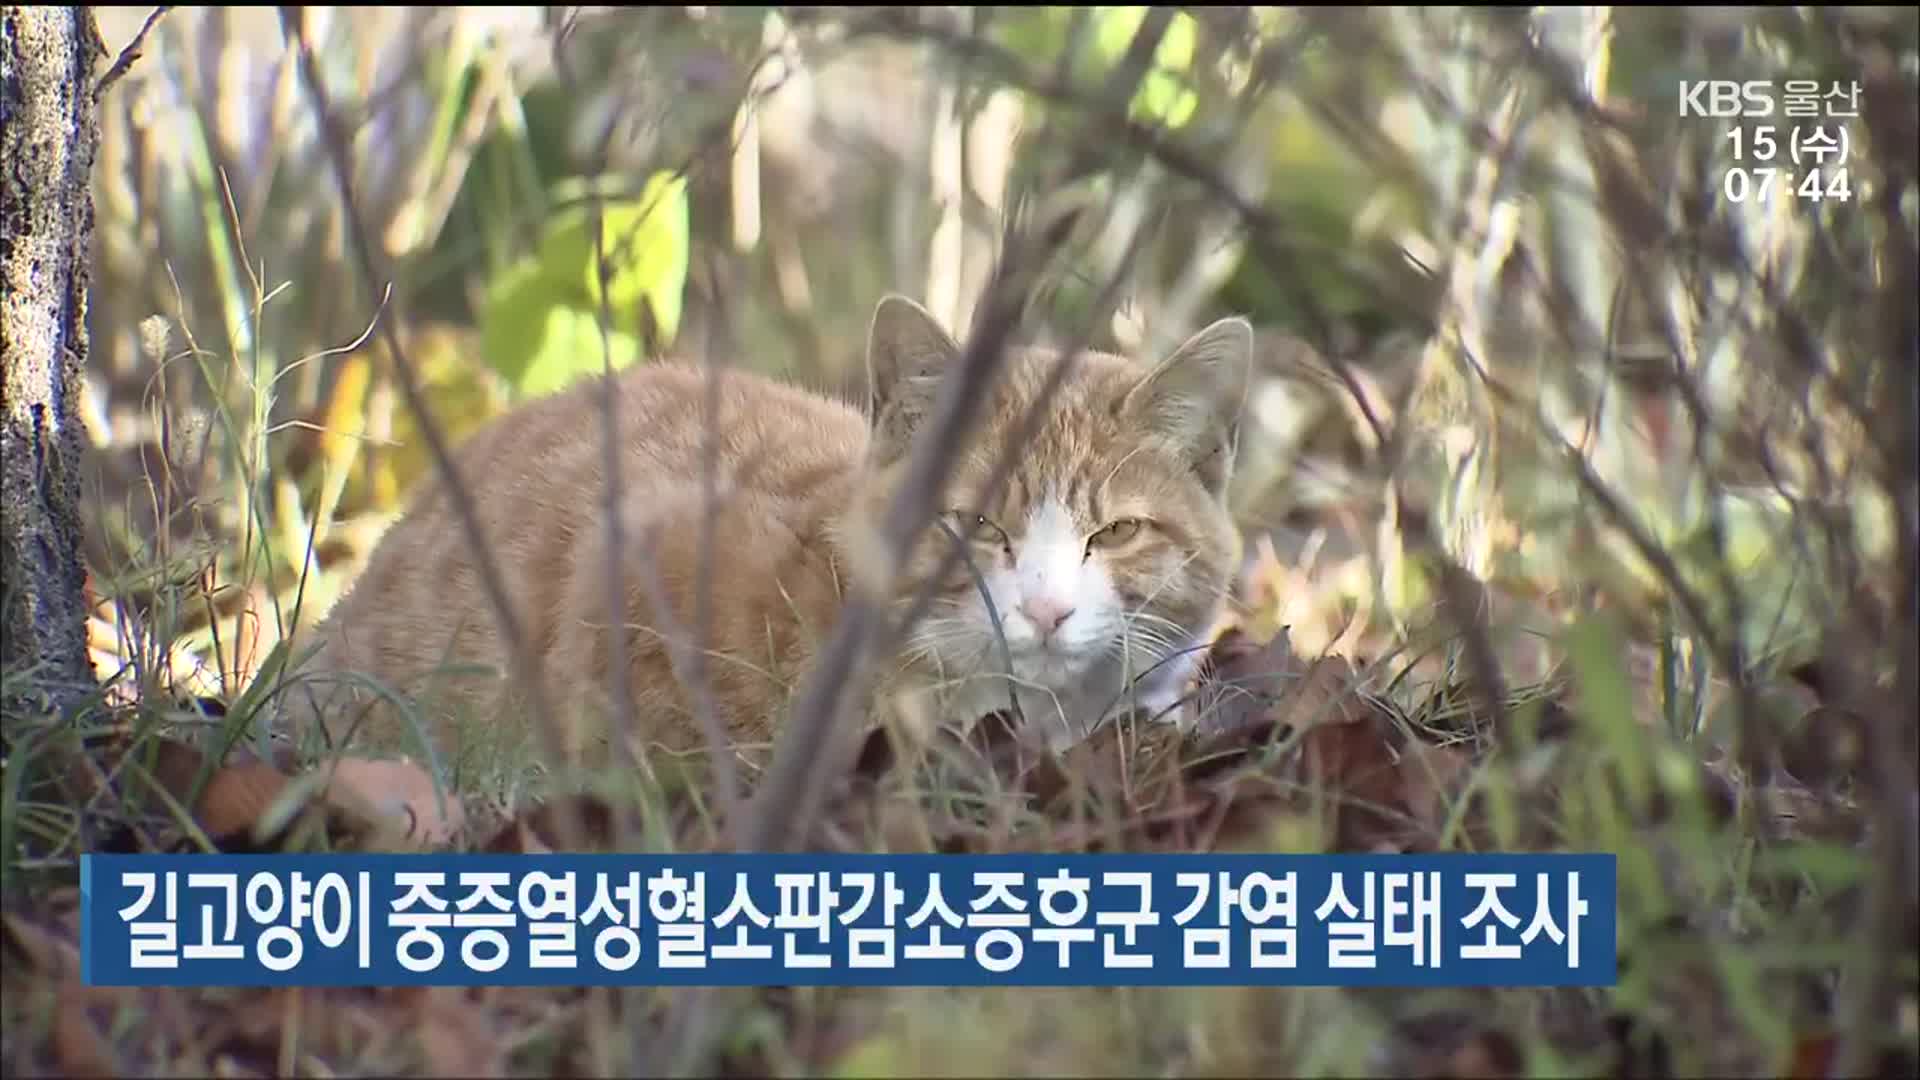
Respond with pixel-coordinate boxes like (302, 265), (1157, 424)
(1723, 166), (1852, 204)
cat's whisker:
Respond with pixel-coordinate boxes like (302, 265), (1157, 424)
(1119, 610), (1190, 642)
(1112, 617), (1185, 664)
(1112, 620), (1179, 652)
(1092, 623), (1222, 724)
(1101, 632), (1176, 687)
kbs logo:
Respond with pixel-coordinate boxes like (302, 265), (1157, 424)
(1679, 80), (1775, 118)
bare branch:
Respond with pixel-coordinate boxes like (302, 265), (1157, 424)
(549, 7), (644, 823)
(277, 7), (580, 846)
(92, 5), (168, 104)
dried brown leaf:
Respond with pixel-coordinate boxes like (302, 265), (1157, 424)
(1294, 705), (1405, 850)
(194, 758), (297, 841)
(481, 793), (619, 853)
(322, 757), (467, 847)
(1184, 629), (1480, 852)
(64, 734), (308, 850)
(1394, 739), (1476, 846)
(1191, 624), (1309, 742)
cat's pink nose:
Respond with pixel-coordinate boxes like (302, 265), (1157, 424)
(1020, 596), (1076, 636)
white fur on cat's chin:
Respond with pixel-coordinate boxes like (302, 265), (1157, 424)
(920, 495), (1208, 753)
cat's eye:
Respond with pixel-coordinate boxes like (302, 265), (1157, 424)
(943, 510), (1011, 551)
(1086, 517), (1147, 553)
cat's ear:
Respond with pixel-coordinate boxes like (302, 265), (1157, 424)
(1118, 315), (1254, 495)
(866, 294), (962, 460)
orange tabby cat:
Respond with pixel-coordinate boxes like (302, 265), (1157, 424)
(281, 296), (1250, 779)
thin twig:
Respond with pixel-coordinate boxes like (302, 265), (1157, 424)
(653, 268), (1036, 1072)
(826, 7), (1429, 365)
(1834, 33), (1920, 1078)
(550, 6), (643, 819)
(277, 7), (580, 848)
(738, 242), (1042, 853)
(736, 117), (1143, 859)
(691, 276), (750, 842)
(93, 5), (169, 104)
(1386, 57), (1523, 730)
(652, 53), (1142, 1080)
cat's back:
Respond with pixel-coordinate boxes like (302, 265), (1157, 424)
(291, 361), (870, 757)
(430, 360), (869, 515)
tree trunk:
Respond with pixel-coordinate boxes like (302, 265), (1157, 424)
(1, 7), (105, 717)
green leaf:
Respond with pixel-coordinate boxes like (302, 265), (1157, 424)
(994, 7), (1200, 129)
(1750, 842), (1869, 892)
(479, 170), (688, 398)
(1567, 612), (1653, 812)
(479, 256), (561, 392)
(586, 171), (690, 345)
(1089, 6), (1198, 128)
(517, 306), (642, 399)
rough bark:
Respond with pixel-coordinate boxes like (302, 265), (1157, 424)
(1, 7), (105, 716)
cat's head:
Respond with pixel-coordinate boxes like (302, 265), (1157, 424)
(852, 294), (1249, 717)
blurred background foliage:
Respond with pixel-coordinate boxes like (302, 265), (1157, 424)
(80, 6), (1916, 728)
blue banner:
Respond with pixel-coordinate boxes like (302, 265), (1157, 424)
(80, 853), (1615, 987)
